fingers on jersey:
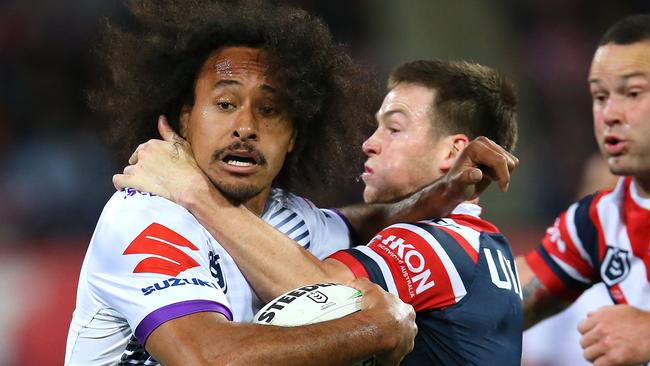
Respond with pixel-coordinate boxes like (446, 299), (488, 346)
(577, 317), (600, 352)
(113, 168), (144, 191)
(577, 310), (597, 335)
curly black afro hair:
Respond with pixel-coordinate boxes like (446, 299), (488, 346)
(91, 0), (380, 194)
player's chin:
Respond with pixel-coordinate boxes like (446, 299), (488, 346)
(215, 179), (265, 202)
(363, 186), (402, 205)
(362, 186), (381, 204)
(606, 156), (642, 177)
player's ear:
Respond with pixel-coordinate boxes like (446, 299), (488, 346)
(287, 126), (297, 153)
(179, 104), (192, 139)
(439, 134), (469, 171)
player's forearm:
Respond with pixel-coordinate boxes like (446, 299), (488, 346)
(221, 310), (396, 365)
(341, 178), (458, 244)
(185, 189), (342, 302)
(516, 256), (571, 328)
(149, 310), (398, 366)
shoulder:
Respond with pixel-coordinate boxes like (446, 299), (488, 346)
(265, 188), (343, 230)
(265, 188), (351, 254)
(101, 189), (198, 230)
(268, 188), (319, 212)
(91, 189), (209, 261)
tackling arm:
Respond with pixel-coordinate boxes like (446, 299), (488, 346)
(188, 188), (356, 301)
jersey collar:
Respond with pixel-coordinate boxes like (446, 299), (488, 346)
(451, 202), (483, 217)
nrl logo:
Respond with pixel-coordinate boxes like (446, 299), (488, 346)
(600, 246), (631, 286)
(307, 290), (328, 304)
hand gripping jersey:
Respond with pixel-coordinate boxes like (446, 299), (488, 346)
(526, 177), (650, 307)
(329, 203), (523, 365)
(65, 188), (350, 366)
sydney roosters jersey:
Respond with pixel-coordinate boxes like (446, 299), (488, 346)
(65, 188), (350, 366)
(329, 203), (523, 365)
(526, 177), (650, 307)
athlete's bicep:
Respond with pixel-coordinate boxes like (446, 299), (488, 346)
(146, 311), (231, 366)
(517, 257), (571, 329)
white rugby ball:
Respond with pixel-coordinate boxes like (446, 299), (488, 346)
(253, 283), (376, 365)
(252, 282), (363, 326)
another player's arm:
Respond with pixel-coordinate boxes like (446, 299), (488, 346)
(146, 278), (416, 366)
(340, 136), (518, 243)
(515, 256), (572, 329)
(116, 118), (518, 243)
(189, 191), (356, 301)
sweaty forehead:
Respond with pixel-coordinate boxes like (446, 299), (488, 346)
(200, 46), (270, 81)
(378, 83), (436, 118)
(590, 41), (650, 81)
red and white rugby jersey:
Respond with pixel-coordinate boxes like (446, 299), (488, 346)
(526, 177), (650, 307)
(331, 203), (523, 365)
(329, 203), (512, 311)
(65, 188), (351, 366)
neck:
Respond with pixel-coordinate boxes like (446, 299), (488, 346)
(633, 176), (650, 198)
(238, 186), (272, 216)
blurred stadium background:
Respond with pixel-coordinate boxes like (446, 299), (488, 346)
(0, 1), (648, 365)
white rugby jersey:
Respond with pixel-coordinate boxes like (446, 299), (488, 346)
(526, 177), (650, 308)
(65, 188), (350, 366)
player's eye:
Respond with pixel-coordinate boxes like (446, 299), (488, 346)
(259, 105), (279, 117)
(215, 100), (236, 110)
(627, 89), (642, 98)
(591, 93), (607, 104)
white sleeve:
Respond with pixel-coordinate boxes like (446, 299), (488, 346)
(288, 196), (353, 259)
(85, 192), (232, 346)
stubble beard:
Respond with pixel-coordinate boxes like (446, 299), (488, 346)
(211, 178), (266, 205)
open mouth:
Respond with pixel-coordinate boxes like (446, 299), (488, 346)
(223, 153), (258, 167)
(605, 136), (622, 146)
(212, 142), (266, 173)
(603, 135), (626, 155)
